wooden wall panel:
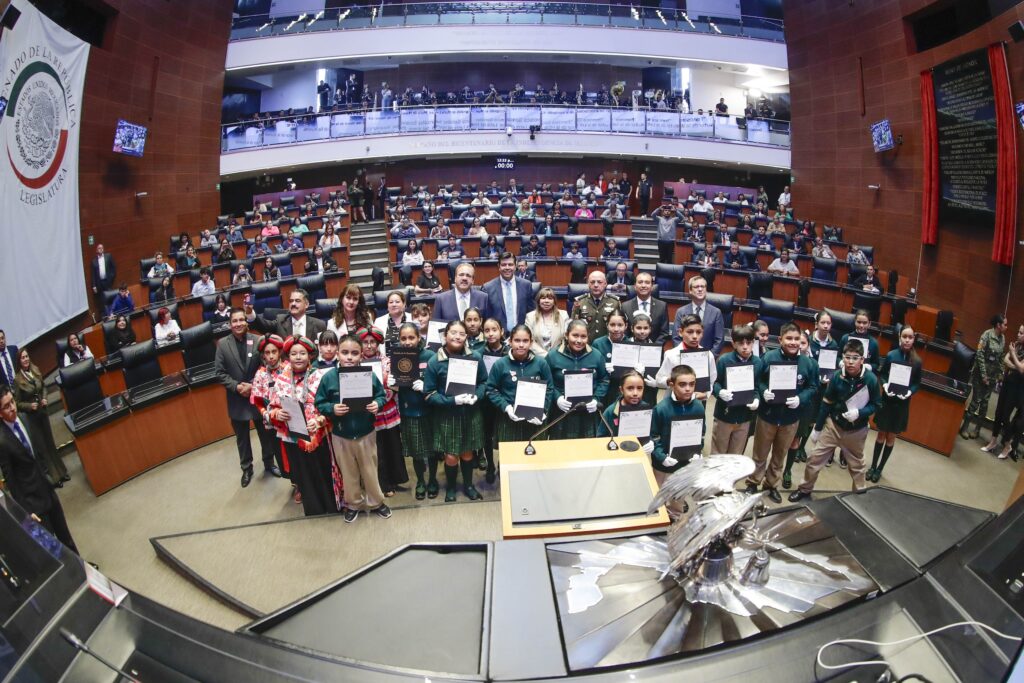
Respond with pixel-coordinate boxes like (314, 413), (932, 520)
(784, 0), (1024, 342)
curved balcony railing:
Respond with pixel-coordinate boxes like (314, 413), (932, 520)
(230, 2), (785, 43)
(221, 105), (791, 153)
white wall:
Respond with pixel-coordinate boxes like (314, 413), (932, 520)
(260, 69), (317, 111)
(688, 68), (747, 117)
(687, 0), (741, 21)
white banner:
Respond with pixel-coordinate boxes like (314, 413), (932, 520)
(540, 107), (575, 131)
(435, 107), (470, 131)
(296, 116), (330, 141)
(646, 111), (681, 136)
(366, 110), (400, 135)
(263, 120), (296, 145)
(680, 114), (715, 135)
(0, 0), (90, 345)
(331, 113), (364, 137)
(400, 107), (434, 132)
(611, 109), (645, 133)
(507, 106), (541, 130)
(746, 119), (770, 143)
(470, 106), (506, 130)
(576, 109), (611, 132)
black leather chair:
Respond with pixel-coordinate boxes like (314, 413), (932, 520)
(700, 268), (717, 292)
(180, 322), (216, 370)
(860, 246), (874, 263)
(706, 293), (735, 330)
(372, 287), (413, 315)
(250, 281), (282, 314)
(569, 260), (587, 284)
(120, 340), (163, 392)
(847, 262), (868, 285)
(851, 291), (882, 322)
(139, 258), (156, 280)
(811, 257), (837, 282)
(271, 251), (293, 277)
(758, 298), (795, 335)
(825, 309), (857, 338)
(655, 263), (685, 294)
(948, 341), (976, 384)
(147, 303), (180, 328)
(371, 266), (386, 292)
(58, 359), (104, 413)
(887, 269), (899, 295)
(738, 246), (760, 270)
(747, 272), (774, 300)
(935, 310), (955, 343)
(297, 273), (327, 303)
(314, 299), (337, 320)
(891, 297), (908, 327)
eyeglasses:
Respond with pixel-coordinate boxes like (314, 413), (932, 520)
(843, 355), (862, 362)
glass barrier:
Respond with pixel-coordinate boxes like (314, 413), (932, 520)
(229, 2), (784, 42)
(222, 106), (790, 152)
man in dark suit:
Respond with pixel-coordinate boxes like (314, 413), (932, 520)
(0, 331), (18, 388)
(214, 308), (281, 487)
(722, 243), (755, 271)
(620, 272), (669, 344)
(90, 243), (116, 315)
(606, 260), (635, 295)
(246, 288), (327, 342)
(433, 262), (490, 322)
(0, 385), (77, 552)
(483, 252), (534, 332)
(673, 274), (725, 353)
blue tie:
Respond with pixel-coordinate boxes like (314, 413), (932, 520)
(11, 421), (33, 457)
(1, 351), (12, 385)
(503, 280), (515, 331)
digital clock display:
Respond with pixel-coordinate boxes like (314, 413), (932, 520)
(495, 157), (515, 170)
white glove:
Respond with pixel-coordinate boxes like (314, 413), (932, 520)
(882, 382), (891, 396)
(605, 362), (615, 374)
(527, 415), (545, 426)
(411, 379), (424, 392)
(557, 395), (573, 412)
(585, 400), (599, 413)
(746, 398), (760, 411)
(763, 389), (776, 402)
(645, 374), (659, 388)
(454, 394), (470, 405)
(387, 374), (397, 389)
(864, 363), (872, 372)
(466, 394), (478, 406)
(717, 388), (734, 403)
(810, 429), (821, 442)
(785, 395), (801, 409)
(842, 408), (859, 422)
(662, 455), (678, 467)
(641, 440), (654, 454)
(633, 363), (646, 375)
(899, 392), (910, 401)
(505, 405), (525, 422)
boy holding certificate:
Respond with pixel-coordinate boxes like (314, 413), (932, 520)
(745, 323), (819, 504)
(392, 323), (437, 500)
(546, 320), (610, 440)
(486, 325), (554, 461)
(654, 314), (717, 400)
(597, 372), (655, 458)
(423, 320), (489, 502)
(314, 335), (389, 523)
(711, 325), (762, 454)
(651, 365), (705, 487)
(869, 325), (922, 482)
(789, 339), (882, 501)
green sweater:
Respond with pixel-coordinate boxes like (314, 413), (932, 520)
(423, 348), (488, 411)
(839, 333), (880, 367)
(756, 349), (820, 426)
(314, 368), (387, 439)
(597, 400), (653, 437)
(877, 349), (922, 396)
(650, 394), (705, 472)
(545, 343), (610, 405)
(712, 351), (763, 423)
(395, 346), (435, 418)
(485, 352), (555, 413)
(815, 367), (882, 431)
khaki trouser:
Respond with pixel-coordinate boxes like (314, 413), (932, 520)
(747, 419), (798, 490)
(654, 469), (685, 517)
(331, 432), (385, 511)
(711, 419), (750, 456)
(798, 420), (868, 493)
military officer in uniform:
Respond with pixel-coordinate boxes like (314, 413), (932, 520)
(572, 271), (621, 341)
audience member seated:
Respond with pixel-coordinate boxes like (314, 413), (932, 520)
(812, 237), (836, 259)
(63, 333), (94, 366)
(248, 236), (271, 259)
(177, 246), (199, 271)
(176, 232), (193, 254)
(847, 244), (870, 265)
(600, 238), (627, 260)
(278, 231), (304, 252)
(521, 235), (545, 260)
(562, 241), (587, 260)
(147, 251), (174, 279)
(693, 241), (719, 268)
(607, 261), (634, 294)
(154, 307), (182, 347)
(429, 220), (452, 238)
(504, 216), (524, 237)
(684, 223), (705, 243)
(304, 245), (337, 273)
(200, 229), (218, 248)
(515, 260), (536, 282)
(536, 214), (559, 236)
(215, 239), (235, 264)
(722, 243), (754, 271)
(482, 235), (501, 259)
(466, 217), (488, 238)
(574, 201), (594, 219)
(402, 239), (424, 266)
(852, 264), (883, 294)
(191, 267), (216, 296)
(260, 221), (280, 238)
(415, 260), (443, 295)
(319, 224), (343, 249)
(390, 217), (419, 240)
(227, 224), (246, 242)
(767, 248), (800, 276)
(262, 257), (280, 281)
(151, 276), (174, 304)
(750, 225), (772, 250)
(233, 264), (253, 285)
(108, 315), (136, 351)
(211, 294), (231, 325)
(692, 196), (711, 214)
(515, 200), (535, 219)
(107, 283), (134, 318)
(438, 236), (463, 261)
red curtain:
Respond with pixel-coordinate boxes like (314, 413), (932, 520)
(920, 70), (939, 246)
(988, 44), (1019, 266)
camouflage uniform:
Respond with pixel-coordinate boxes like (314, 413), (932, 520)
(572, 294), (621, 341)
(963, 328), (1005, 438)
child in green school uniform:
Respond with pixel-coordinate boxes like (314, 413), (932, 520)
(392, 322), (436, 500)
(486, 325), (555, 462)
(546, 319), (610, 439)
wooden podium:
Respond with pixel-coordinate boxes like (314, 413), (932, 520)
(498, 436), (670, 539)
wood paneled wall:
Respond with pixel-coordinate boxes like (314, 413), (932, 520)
(784, 0), (1024, 341)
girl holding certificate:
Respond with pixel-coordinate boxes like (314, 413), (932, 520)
(486, 326), (555, 456)
(869, 326), (923, 481)
(597, 372), (655, 458)
(361, 327), (408, 498)
(478, 319), (509, 483)
(424, 320), (489, 502)
(839, 310), (880, 370)
(628, 313), (660, 406)
(394, 323), (436, 500)
(546, 319), (610, 440)
(267, 337), (336, 517)
(464, 307), (485, 353)
(592, 312), (630, 407)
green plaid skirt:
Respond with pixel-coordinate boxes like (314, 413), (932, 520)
(548, 411), (599, 441)
(401, 415), (433, 458)
(495, 416), (541, 446)
(432, 407), (485, 454)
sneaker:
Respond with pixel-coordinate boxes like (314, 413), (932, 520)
(372, 504), (392, 519)
(839, 455), (847, 470)
(343, 508), (359, 523)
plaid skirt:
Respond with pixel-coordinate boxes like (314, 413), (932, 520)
(548, 411), (599, 441)
(495, 416), (541, 446)
(433, 408), (485, 454)
(401, 415), (433, 458)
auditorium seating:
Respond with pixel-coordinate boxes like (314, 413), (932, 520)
(705, 293), (735, 329)
(250, 281), (283, 313)
(297, 273), (327, 303)
(179, 322), (218, 382)
(58, 360), (105, 414)
(758, 298), (795, 335)
(851, 291), (883, 322)
(825, 309), (857, 338)
(811, 256), (837, 282)
(120, 341), (164, 395)
(747, 272), (774, 300)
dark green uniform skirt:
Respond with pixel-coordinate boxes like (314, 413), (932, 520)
(433, 409), (485, 454)
(495, 416), (541, 446)
(548, 411), (599, 440)
(873, 395), (910, 434)
(401, 415), (433, 458)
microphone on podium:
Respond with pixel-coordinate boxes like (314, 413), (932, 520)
(522, 401), (627, 455)
(60, 628), (142, 682)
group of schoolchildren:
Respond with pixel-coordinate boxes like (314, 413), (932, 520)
(249, 298), (922, 523)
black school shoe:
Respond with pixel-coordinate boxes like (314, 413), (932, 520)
(763, 487), (782, 504)
(788, 490), (811, 503)
(343, 508), (359, 523)
(373, 504), (392, 519)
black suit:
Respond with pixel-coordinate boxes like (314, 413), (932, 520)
(0, 345), (19, 387)
(0, 416), (76, 552)
(90, 253), (116, 293)
(214, 332), (277, 473)
(620, 296), (669, 344)
(250, 312), (327, 342)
